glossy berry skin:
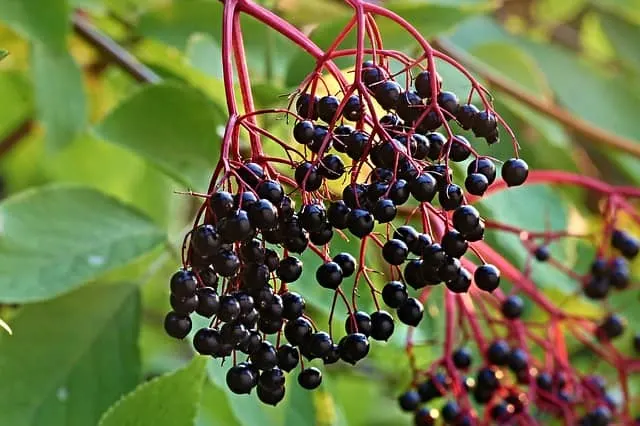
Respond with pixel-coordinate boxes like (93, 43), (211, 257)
(259, 368), (285, 392)
(284, 317), (313, 346)
(327, 201), (350, 229)
(276, 344), (299, 372)
(409, 173), (438, 202)
(439, 184), (464, 211)
(299, 203), (327, 233)
(362, 61), (385, 88)
(339, 333), (370, 364)
(195, 287), (219, 317)
(332, 253), (356, 277)
(508, 348), (529, 372)
(501, 295), (524, 319)
(598, 313), (626, 340)
(501, 158), (529, 187)
(345, 131), (368, 160)
(474, 264), (501, 292)
(534, 245), (550, 262)
(319, 154), (345, 180)
(476, 367), (500, 391)
(449, 136), (471, 162)
(441, 230), (468, 258)
(316, 262), (343, 289)
(414, 408), (438, 426)
(257, 180), (284, 205)
(193, 328), (222, 355)
(467, 157), (497, 184)
(393, 225), (420, 253)
(323, 344), (341, 365)
(370, 311), (395, 341)
(456, 103), (479, 129)
(226, 364), (256, 395)
(237, 162), (265, 188)
(423, 243), (446, 269)
(452, 347), (472, 370)
(257, 383), (285, 406)
(164, 311), (192, 339)
(238, 331), (262, 355)
(293, 120), (314, 144)
(298, 367), (322, 390)
(316, 95), (340, 123)
(465, 173), (489, 196)
(414, 70), (442, 99)
(345, 311), (372, 336)
(382, 239), (409, 265)
(487, 340), (510, 366)
(347, 209), (374, 238)
(281, 292), (305, 320)
(276, 256), (303, 283)
(213, 250), (241, 277)
(441, 400), (461, 423)
(389, 179), (411, 205)
(612, 229), (639, 259)
(437, 91), (459, 117)
(417, 373), (449, 402)
(296, 93), (318, 119)
(397, 297), (424, 326)
(398, 390), (421, 411)
(170, 270), (198, 298)
(452, 206), (481, 235)
(382, 281), (408, 308)
(170, 294), (198, 315)
(294, 162), (323, 192)
(405, 260), (427, 290)
(445, 268), (472, 293)
(373, 199), (397, 223)
(375, 80), (402, 110)
(250, 342), (278, 370)
(343, 95), (363, 121)
(396, 91), (424, 122)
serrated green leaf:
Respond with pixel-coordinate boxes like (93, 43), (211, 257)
(0, 185), (165, 302)
(0, 283), (140, 426)
(31, 43), (87, 150)
(0, 0), (68, 51)
(99, 357), (207, 426)
(94, 83), (224, 190)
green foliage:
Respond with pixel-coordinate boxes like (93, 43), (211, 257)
(99, 357), (206, 426)
(0, 283), (141, 426)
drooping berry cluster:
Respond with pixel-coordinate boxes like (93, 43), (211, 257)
(162, 0), (640, 422)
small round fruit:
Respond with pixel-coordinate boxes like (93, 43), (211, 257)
(226, 364), (256, 394)
(333, 252), (356, 277)
(474, 264), (501, 292)
(501, 158), (529, 187)
(501, 295), (524, 319)
(370, 310), (395, 341)
(164, 311), (192, 339)
(298, 367), (322, 390)
(398, 390), (421, 412)
(382, 281), (408, 308)
(339, 333), (370, 364)
(397, 297), (424, 326)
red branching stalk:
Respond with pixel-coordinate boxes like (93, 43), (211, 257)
(186, 0), (640, 422)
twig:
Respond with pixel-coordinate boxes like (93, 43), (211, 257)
(433, 38), (640, 158)
(0, 119), (34, 159)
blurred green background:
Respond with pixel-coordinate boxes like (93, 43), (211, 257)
(0, 0), (639, 425)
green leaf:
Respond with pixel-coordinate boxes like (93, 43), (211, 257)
(99, 357), (207, 426)
(95, 83), (224, 190)
(0, 317), (11, 334)
(0, 0), (68, 51)
(0, 185), (165, 302)
(0, 282), (140, 426)
(0, 49), (7, 61)
(0, 71), (34, 138)
(31, 43), (87, 150)
(599, 12), (640, 71)
(196, 381), (242, 426)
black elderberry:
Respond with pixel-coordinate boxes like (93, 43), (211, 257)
(339, 333), (370, 364)
(582, 406), (612, 426)
(382, 281), (408, 308)
(276, 344), (299, 372)
(238, 330), (262, 355)
(250, 341), (278, 370)
(464, 223), (485, 242)
(221, 322), (249, 346)
(170, 293), (198, 315)
(258, 316), (284, 335)
(299, 203), (327, 233)
(293, 120), (315, 144)
(467, 157), (496, 184)
(405, 259), (427, 289)
(210, 191), (235, 218)
(535, 371), (553, 392)
(333, 124), (353, 152)
(284, 232), (309, 254)
(284, 317), (313, 346)
(296, 93), (318, 120)
(396, 91), (424, 122)
(259, 368), (285, 391)
(316, 261), (343, 289)
(279, 196), (296, 219)
(234, 292), (254, 313)
(319, 154), (345, 180)
(329, 254), (354, 279)
(298, 367), (322, 390)
(474, 264), (500, 292)
(281, 292), (305, 320)
(295, 162), (323, 192)
(370, 310), (394, 341)
(456, 104), (479, 130)
(452, 347), (472, 369)
(316, 95), (340, 123)
(327, 200), (350, 229)
(397, 160), (419, 182)
(217, 295), (241, 323)
(260, 294), (284, 318)
(347, 209), (374, 238)
(490, 402), (511, 422)
(309, 332), (333, 358)
(439, 257), (461, 282)
(216, 343), (234, 358)
(507, 348), (529, 372)
(533, 245), (550, 262)
(163, 311), (191, 340)
(464, 173), (489, 197)
(190, 225), (223, 258)
(373, 198), (397, 223)
(249, 285), (274, 311)
(472, 110), (498, 137)
(425, 132), (446, 161)
(375, 80), (402, 110)
(323, 344), (341, 365)
(343, 95), (363, 121)
(476, 367), (500, 391)
(342, 183), (367, 209)
(452, 205), (481, 235)
(276, 256), (303, 283)
(414, 70), (442, 99)
(237, 162), (265, 188)
(414, 408), (438, 426)
(367, 181), (390, 203)
(362, 61), (385, 88)
(345, 311), (372, 336)
(409, 173), (438, 202)
(609, 257), (630, 289)
(226, 364), (256, 395)
(416, 110), (442, 133)
(213, 249), (241, 277)
(449, 135), (471, 162)
(441, 400), (461, 423)
(195, 287), (219, 317)
(192, 328), (221, 355)
(501, 158), (529, 187)
(239, 309), (259, 331)
(218, 209), (253, 242)
(501, 295), (524, 319)
(417, 373), (448, 402)
(392, 225), (418, 250)
(441, 230), (468, 258)
(242, 263), (270, 289)
(309, 223), (333, 245)
(170, 269), (198, 298)
(389, 179), (411, 205)
(397, 297), (424, 326)
(257, 179), (284, 204)
(445, 268), (472, 293)
(345, 130), (368, 160)
(240, 239), (265, 264)
(487, 340), (510, 366)
(597, 313), (626, 340)
(423, 243), (446, 269)
(398, 390), (421, 412)
(438, 184), (464, 211)
(264, 248), (279, 272)
(257, 383), (285, 406)
(382, 239), (409, 265)
(612, 229), (639, 259)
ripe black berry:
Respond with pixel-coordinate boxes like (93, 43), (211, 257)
(382, 281), (408, 308)
(452, 347), (472, 369)
(382, 239), (409, 265)
(339, 333), (370, 364)
(426, 132), (446, 160)
(294, 162), (323, 191)
(345, 130), (368, 160)
(319, 154), (345, 180)
(276, 344), (299, 372)
(445, 268), (471, 293)
(296, 93), (318, 119)
(362, 61), (385, 88)
(441, 230), (468, 258)
(507, 348), (529, 372)
(257, 179), (284, 204)
(226, 364), (256, 394)
(398, 390), (421, 411)
(396, 91), (424, 122)
(164, 311), (192, 339)
(347, 209), (374, 238)
(414, 70), (442, 99)
(237, 162), (265, 188)
(298, 367), (322, 390)
(449, 135), (471, 162)
(501, 158), (529, 187)
(423, 243), (446, 269)
(487, 340), (510, 366)
(375, 80), (402, 110)
(170, 293), (198, 314)
(474, 264), (501, 292)
(327, 200), (350, 229)
(409, 173), (438, 202)
(414, 408), (438, 426)
(597, 313), (626, 340)
(257, 383), (285, 406)
(217, 295), (241, 322)
(452, 205), (481, 235)
(343, 95), (363, 121)
(456, 104), (479, 129)
(193, 327), (221, 355)
(440, 400), (461, 423)
(405, 260), (427, 289)
(293, 120), (314, 144)
(276, 256), (303, 283)
(464, 173), (489, 196)
(316, 262), (343, 289)
(438, 184), (464, 211)
(397, 297), (424, 326)
(373, 198), (397, 223)
(218, 209), (253, 242)
(299, 203), (326, 233)
(238, 330), (262, 355)
(389, 179), (410, 205)
(393, 225), (419, 251)
(612, 229), (639, 259)
(170, 270), (198, 298)
(284, 317), (313, 346)
(501, 295), (524, 319)
(370, 310), (394, 341)
(333, 252), (356, 277)
(259, 368), (285, 392)
(476, 367), (500, 391)
(308, 331), (333, 358)
(345, 311), (372, 336)
(213, 249), (241, 277)
(250, 341), (278, 370)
